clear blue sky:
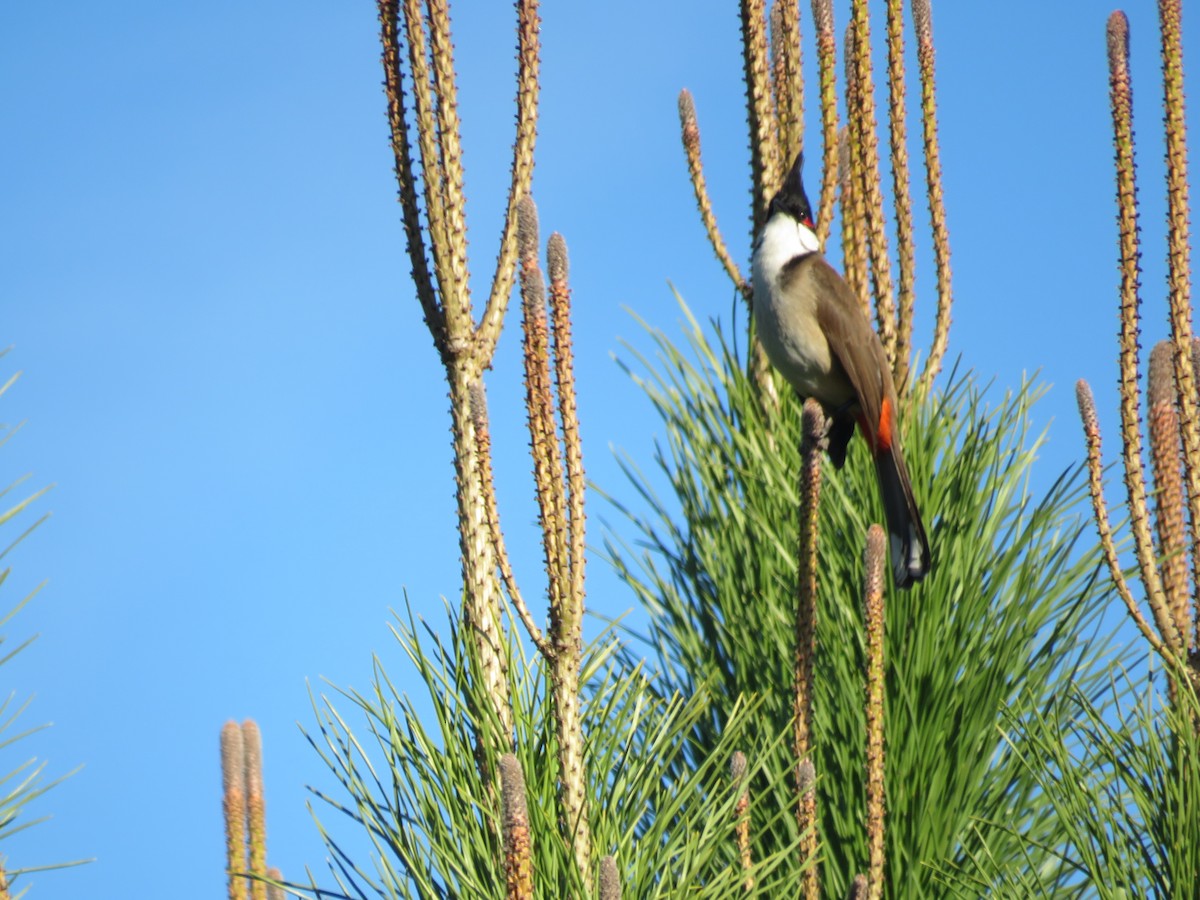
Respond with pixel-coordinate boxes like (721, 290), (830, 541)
(0, 1), (1184, 896)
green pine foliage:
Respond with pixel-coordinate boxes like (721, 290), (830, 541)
(302, 603), (809, 898)
(604, 298), (1121, 897)
(0, 362), (82, 889)
(976, 672), (1200, 898)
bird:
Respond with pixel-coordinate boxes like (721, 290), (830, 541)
(750, 150), (931, 588)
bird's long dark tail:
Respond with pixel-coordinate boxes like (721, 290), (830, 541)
(873, 447), (930, 588)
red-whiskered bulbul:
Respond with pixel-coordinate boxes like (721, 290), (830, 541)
(751, 151), (931, 588)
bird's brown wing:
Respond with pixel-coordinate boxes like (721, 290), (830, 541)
(808, 257), (894, 448)
(806, 258), (930, 584)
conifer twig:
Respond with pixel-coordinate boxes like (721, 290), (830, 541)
(448, 372), (511, 746)
(913, 0), (953, 391)
(1077, 380), (1173, 660)
(478, 0), (541, 362)
(795, 399), (825, 900)
(1193, 336), (1200, 654)
(427, 0), (468, 307)
(863, 527), (887, 900)
(741, 0), (781, 231)
(731, 751), (754, 891)
(885, 0), (916, 389)
(518, 197), (570, 642)
(379, 0), (516, 751)
(848, 0), (897, 369)
(448, 375), (512, 746)
(840, 38), (869, 317)
(221, 722), (248, 900)
(500, 754), (534, 899)
(517, 197), (592, 892)
(1158, 0), (1200, 627)
(425, 0), (470, 321)
(811, 0), (839, 246)
(1107, 11), (1179, 652)
(378, 0), (443, 357)
(243, 720), (268, 900)
(546, 240), (592, 895)
(468, 380), (550, 657)
(1147, 342), (1190, 641)
(266, 869), (285, 900)
(399, 0), (462, 335)
(770, 0), (803, 166)
(678, 90), (748, 297)
(599, 856), (621, 900)
(548, 233), (586, 623)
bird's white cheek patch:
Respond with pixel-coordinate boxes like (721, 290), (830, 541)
(755, 215), (822, 283)
(795, 221), (820, 254)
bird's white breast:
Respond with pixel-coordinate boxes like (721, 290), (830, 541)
(750, 216), (834, 396)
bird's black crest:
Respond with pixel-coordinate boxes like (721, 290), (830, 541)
(769, 152), (814, 226)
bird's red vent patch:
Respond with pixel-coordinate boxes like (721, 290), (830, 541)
(877, 398), (894, 452)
